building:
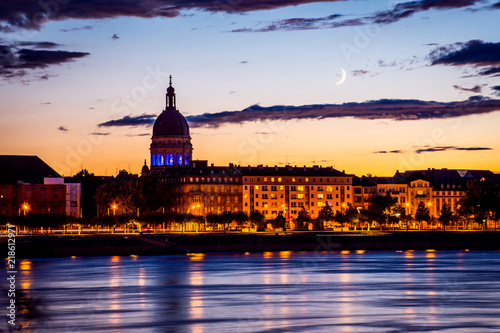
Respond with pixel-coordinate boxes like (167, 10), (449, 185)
(241, 165), (353, 221)
(0, 155), (81, 217)
(148, 76), (193, 174)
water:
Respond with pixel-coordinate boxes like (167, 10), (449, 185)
(6, 250), (500, 332)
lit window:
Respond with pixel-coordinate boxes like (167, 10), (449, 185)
(292, 178), (296, 182)
(271, 178), (275, 182)
(305, 178), (309, 182)
(278, 178), (282, 182)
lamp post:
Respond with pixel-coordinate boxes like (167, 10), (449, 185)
(22, 203), (29, 216)
(112, 204), (117, 216)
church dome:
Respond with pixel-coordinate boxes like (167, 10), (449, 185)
(152, 109), (190, 137)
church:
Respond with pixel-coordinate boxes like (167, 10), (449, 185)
(140, 78), (356, 225)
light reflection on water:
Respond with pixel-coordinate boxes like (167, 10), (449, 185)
(11, 251), (500, 332)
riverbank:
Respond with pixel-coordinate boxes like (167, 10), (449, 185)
(6, 231), (500, 258)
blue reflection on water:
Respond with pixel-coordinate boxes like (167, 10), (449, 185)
(12, 251), (500, 332)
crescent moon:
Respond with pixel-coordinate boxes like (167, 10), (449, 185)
(335, 67), (347, 85)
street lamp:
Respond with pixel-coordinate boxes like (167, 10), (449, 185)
(112, 204), (117, 216)
(22, 203), (29, 216)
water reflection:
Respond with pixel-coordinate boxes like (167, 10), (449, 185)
(14, 251), (500, 332)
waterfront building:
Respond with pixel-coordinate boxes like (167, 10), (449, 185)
(0, 155), (81, 217)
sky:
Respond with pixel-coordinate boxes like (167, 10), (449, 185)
(1, 0), (499, 177)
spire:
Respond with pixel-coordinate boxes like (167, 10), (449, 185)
(166, 75), (176, 109)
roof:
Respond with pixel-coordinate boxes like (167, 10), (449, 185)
(152, 109), (190, 137)
(0, 155), (61, 184)
(366, 175), (407, 185)
(239, 165), (349, 177)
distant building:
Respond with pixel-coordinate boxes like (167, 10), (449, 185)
(0, 155), (81, 217)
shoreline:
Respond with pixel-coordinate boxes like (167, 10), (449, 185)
(5, 231), (500, 258)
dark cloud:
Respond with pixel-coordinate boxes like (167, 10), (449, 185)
(492, 86), (500, 96)
(0, 0), (340, 31)
(89, 132), (110, 136)
(57, 125), (68, 132)
(415, 146), (492, 154)
(111, 33), (119, 41)
(97, 114), (157, 127)
(185, 98), (500, 128)
(239, 60), (248, 64)
(231, 0), (485, 32)
(479, 67), (500, 76)
(429, 40), (500, 68)
(13, 41), (60, 49)
(0, 42), (89, 79)
(453, 85), (482, 93)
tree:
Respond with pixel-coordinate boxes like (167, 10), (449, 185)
(371, 194), (397, 227)
(295, 207), (310, 228)
(345, 204), (360, 228)
(414, 201), (431, 230)
(250, 210), (265, 230)
(458, 179), (499, 229)
(438, 202), (453, 231)
(317, 204), (334, 222)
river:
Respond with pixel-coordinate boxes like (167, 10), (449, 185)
(7, 250), (500, 332)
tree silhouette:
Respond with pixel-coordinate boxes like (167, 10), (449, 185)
(415, 201), (431, 230)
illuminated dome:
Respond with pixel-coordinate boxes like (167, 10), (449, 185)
(148, 76), (193, 172)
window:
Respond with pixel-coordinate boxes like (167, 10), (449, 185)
(298, 186), (304, 191)
(318, 202), (324, 207)
(311, 186), (314, 190)
(262, 194), (268, 199)
(291, 202), (297, 207)
(278, 178), (282, 182)
(291, 194), (297, 199)
(270, 193), (277, 199)
(262, 186), (268, 191)
(317, 186), (324, 191)
(256, 194), (259, 198)
(327, 194), (332, 199)
(292, 178), (296, 182)
(297, 194), (304, 199)
(271, 186), (277, 191)
(311, 194), (314, 198)
(305, 178), (309, 182)
(291, 186), (297, 191)
(317, 194), (324, 199)
(264, 177), (267, 182)
(271, 178), (275, 182)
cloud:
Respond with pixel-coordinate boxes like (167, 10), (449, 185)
(97, 114), (157, 127)
(185, 97), (500, 128)
(111, 33), (119, 41)
(89, 132), (110, 136)
(429, 40), (500, 68)
(60, 25), (93, 32)
(374, 150), (403, 154)
(453, 85), (482, 93)
(478, 67), (500, 76)
(230, 0), (487, 32)
(13, 41), (60, 49)
(125, 133), (149, 137)
(351, 70), (369, 77)
(57, 125), (68, 132)
(0, 0), (343, 31)
(239, 60), (248, 64)
(415, 146), (492, 154)
(492, 86), (500, 96)
(0, 42), (90, 80)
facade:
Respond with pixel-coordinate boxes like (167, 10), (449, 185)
(241, 165), (353, 220)
(0, 181), (67, 216)
(0, 155), (81, 217)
